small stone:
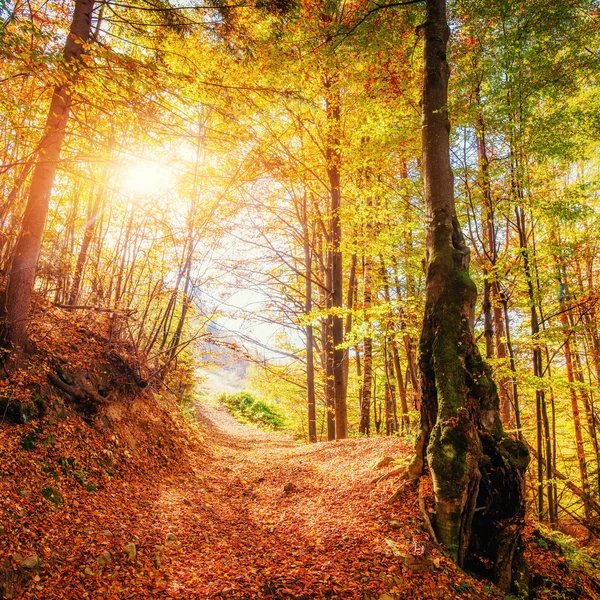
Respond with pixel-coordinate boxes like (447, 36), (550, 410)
(84, 566), (95, 577)
(124, 542), (136, 562)
(384, 538), (404, 558)
(83, 527), (94, 535)
(99, 530), (112, 537)
(182, 498), (193, 506)
(19, 555), (39, 570)
(388, 520), (403, 530)
(165, 533), (178, 547)
(97, 551), (112, 566)
(283, 482), (297, 493)
(378, 594), (395, 600)
(11, 552), (24, 563)
(18, 489), (32, 498)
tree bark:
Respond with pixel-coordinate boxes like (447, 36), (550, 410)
(2, 0), (95, 355)
(324, 77), (347, 440)
(410, 0), (529, 591)
(359, 255), (373, 436)
(304, 193), (317, 443)
(69, 182), (103, 305)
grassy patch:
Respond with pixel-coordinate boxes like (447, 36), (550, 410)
(217, 391), (286, 429)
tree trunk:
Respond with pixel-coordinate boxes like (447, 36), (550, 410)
(410, 0), (529, 591)
(324, 78), (347, 440)
(2, 0), (95, 355)
(69, 182), (103, 305)
(360, 255), (373, 436)
(342, 253), (357, 400)
(304, 194), (317, 443)
(381, 260), (409, 429)
(561, 308), (592, 518)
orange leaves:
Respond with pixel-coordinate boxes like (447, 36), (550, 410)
(3, 360), (592, 598)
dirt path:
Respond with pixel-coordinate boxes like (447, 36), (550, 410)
(145, 401), (480, 599)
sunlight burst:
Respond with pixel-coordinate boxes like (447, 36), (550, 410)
(121, 160), (175, 197)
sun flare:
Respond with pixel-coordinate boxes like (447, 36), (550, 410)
(121, 160), (175, 197)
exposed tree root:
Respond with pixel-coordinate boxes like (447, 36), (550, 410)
(418, 477), (439, 545)
(371, 466), (406, 485)
(387, 479), (411, 505)
(47, 371), (105, 405)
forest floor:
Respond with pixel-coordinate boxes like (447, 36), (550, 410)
(2, 328), (600, 600)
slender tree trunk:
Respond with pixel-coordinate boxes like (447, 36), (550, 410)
(410, 1), (529, 591)
(514, 204), (555, 521)
(499, 291), (523, 439)
(360, 255), (373, 436)
(2, 0), (95, 355)
(69, 183), (103, 305)
(304, 195), (317, 443)
(342, 253), (357, 400)
(384, 341), (398, 435)
(324, 266), (336, 441)
(561, 309), (592, 518)
(325, 79), (346, 440)
(381, 260), (409, 429)
(168, 243), (194, 363)
(492, 286), (511, 426)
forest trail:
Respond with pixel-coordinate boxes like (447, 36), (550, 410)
(136, 400), (492, 600)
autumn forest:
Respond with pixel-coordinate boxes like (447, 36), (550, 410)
(1, 0), (600, 597)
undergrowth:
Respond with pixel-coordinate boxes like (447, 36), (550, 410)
(535, 526), (600, 577)
(217, 391), (286, 429)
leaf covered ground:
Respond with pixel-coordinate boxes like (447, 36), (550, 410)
(1, 307), (599, 599)
(1, 396), (599, 599)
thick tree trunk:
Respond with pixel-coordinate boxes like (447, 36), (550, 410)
(410, 0), (529, 592)
(2, 0), (95, 355)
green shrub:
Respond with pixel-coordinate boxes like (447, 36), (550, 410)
(217, 392), (285, 429)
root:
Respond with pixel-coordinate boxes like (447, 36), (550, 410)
(371, 466), (406, 485)
(418, 477), (438, 545)
(48, 370), (105, 405)
(387, 479), (411, 504)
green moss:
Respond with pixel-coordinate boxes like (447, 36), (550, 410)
(41, 485), (63, 506)
(428, 421), (469, 485)
(20, 432), (36, 450)
(499, 437), (530, 471)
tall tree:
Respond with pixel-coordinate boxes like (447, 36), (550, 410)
(409, 0), (529, 590)
(1, 0), (95, 356)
